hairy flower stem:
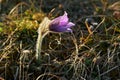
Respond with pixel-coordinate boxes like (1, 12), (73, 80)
(35, 30), (43, 64)
(36, 30), (49, 64)
(35, 17), (51, 65)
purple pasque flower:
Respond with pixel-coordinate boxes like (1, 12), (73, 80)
(49, 12), (75, 32)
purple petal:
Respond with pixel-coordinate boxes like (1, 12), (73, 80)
(66, 28), (72, 32)
(49, 20), (59, 29)
(49, 11), (75, 32)
(51, 12), (68, 27)
(59, 12), (68, 26)
(66, 22), (75, 28)
(50, 25), (68, 32)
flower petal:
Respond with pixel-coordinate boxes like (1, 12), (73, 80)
(49, 20), (59, 29)
(49, 11), (75, 32)
(49, 25), (68, 32)
(59, 12), (68, 26)
(50, 26), (73, 32)
(66, 22), (75, 28)
(50, 12), (68, 27)
(66, 28), (72, 32)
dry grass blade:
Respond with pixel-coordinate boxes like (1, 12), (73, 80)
(36, 73), (61, 80)
(8, 2), (29, 16)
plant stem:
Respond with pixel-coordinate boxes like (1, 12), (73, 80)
(36, 30), (43, 64)
(35, 17), (51, 65)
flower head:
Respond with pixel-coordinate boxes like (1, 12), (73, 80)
(49, 12), (75, 32)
